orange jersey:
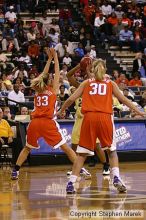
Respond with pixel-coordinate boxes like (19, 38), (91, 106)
(81, 79), (113, 114)
(31, 86), (57, 119)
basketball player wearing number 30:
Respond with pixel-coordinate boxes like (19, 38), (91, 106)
(11, 48), (77, 180)
(59, 59), (146, 193)
(66, 57), (110, 178)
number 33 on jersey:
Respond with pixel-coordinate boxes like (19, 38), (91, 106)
(81, 79), (113, 114)
(31, 87), (57, 119)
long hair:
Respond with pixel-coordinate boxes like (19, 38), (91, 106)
(31, 73), (49, 93)
(91, 59), (106, 81)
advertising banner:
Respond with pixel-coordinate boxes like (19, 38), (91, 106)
(31, 121), (146, 155)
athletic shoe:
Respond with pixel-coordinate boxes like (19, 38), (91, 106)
(113, 176), (127, 193)
(67, 168), (91, 179)
(80, 168), (91, 179)
(66, 181), (76, 194)
(103, 163), (110, 175)
(11, 169), (19, 180)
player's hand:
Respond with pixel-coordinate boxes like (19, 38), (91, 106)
(50, 48), (57, 58)
(45, 48), (53, 59)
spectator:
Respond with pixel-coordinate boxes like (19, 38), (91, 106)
(8, 84), (25, 108)
(40, 11), (51, 33)
(27, 28), (36, 42)
(112, 18), (124, 40)
(63, 53), (72, 67)
(133, 26), (143, 52)
(80, 32), (95, 48)
(129, 72), (142, 86)
(115, 5), (124, 19)
(14, 65), (28, 79)
(28, 65), (39, 77)
(55, 39), (70, 60)
(0, 108), (14, 147)
(99, 18), (113, 45)
(58, 85), (69, 106)
(139, 91), (146, 109)
(1, 72), (13, 90)
(0, 49), (14, 69)
(5, 5), (17, 27)
(49, 18), (60, 33)
(28, 40), (40, 64)
(118, 25), (134, 51)
(83, 0), (96, 24)
(20, 106), (29, 115)
(112, 70), (120, 81)
(88, 45), (97, 59)
(3, 106), (14, 120)
(34, 22), (46, 38)
(108, 12), (118, 26)
(123, 88), (134, 101)
(132, 52), (146, 75)
(60, 64), (68, 78)
(18, 51), (31, 67)
(101, 1), (112, 17)
(59, 7), (72, 28)
(48, 28), (59, 45)
(74, 43), (85, 58)
(133, 13), (142, 27)
(94, 13), (105, 40)
(2, 36), (20, 52)
(118, 82), (135, 100)
(115, 73), (129, 86)
(121, 13), (132, 27)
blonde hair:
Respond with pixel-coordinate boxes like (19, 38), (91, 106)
(31, 73), (49, 93)
(91, 59), (106, 81)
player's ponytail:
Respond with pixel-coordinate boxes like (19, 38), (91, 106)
(31, 73), (49, 93)
(91, 59), (106, 81)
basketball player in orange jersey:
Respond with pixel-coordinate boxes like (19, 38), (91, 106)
(66, 60), (110, 176)
(59, 59), (146, 193)
(11, 48), (77, 180)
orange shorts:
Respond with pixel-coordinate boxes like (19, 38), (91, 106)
(26, 118), (66, 149)
(77, 112), (116, 155)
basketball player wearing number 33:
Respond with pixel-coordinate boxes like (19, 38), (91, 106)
(59, 59), (146, 193)
(11, 48), (78, 180)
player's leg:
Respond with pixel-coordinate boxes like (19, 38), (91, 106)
(11, 146), (31, 180)
(106, 149), (126, 192)
(66, 154), (87, 193)
(66, 113), (96, 193)
(69, 118), (91, 178)
(60, 143), (77, 163)
(11, 119), (39, 180)
(95, 143), (110, 175)
(98, 114), (126, 192)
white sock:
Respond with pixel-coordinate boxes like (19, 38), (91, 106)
(69, 175), (78, 183)
(111, 167), (120, 179)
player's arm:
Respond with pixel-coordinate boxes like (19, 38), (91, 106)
(43, 48), (53, 75)
(60, 80), (88, 114)
(112, 81), (146, 117)
(51, 48), (60, 94)
(66, 64), (80, 88)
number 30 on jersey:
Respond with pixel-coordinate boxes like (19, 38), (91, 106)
(89, 83), (107, 95)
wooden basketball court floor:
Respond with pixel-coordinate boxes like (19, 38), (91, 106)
(0, 162), (146, 220)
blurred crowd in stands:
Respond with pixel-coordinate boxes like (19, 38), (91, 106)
(0, 0), (146, 122)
